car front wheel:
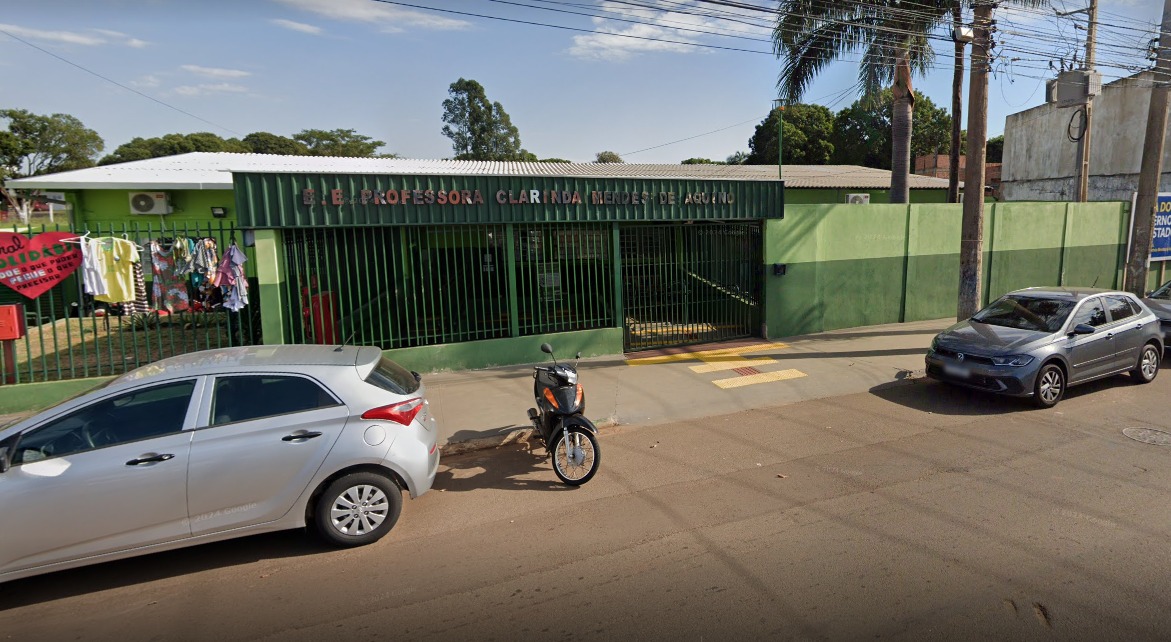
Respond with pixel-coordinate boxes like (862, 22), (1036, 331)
(1032, 363), (1065, 408)
(314, 472), (402, 547)
(1131, 343), (1161, 383)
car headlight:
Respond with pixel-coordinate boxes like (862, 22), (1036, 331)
(990, 354), (1034, 367)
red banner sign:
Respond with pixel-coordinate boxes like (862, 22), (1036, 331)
(0, 232), (83, 299)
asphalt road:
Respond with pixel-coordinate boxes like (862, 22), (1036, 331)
(3, 372), (1171, 640)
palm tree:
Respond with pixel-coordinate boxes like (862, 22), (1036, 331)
(773, 0), (942, 203)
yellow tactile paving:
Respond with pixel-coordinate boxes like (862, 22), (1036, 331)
(712, 368), (807, 389)
(626, 342), (785, 366)
(688, 358), (778, 373)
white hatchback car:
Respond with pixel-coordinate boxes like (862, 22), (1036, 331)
(0, 345), (439, 583)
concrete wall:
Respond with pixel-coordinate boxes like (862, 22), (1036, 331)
(1002, 72), (1171, 201)
(763, 201), (1131, 338)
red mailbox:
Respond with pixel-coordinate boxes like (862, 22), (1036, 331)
(0, 303), (26, 341)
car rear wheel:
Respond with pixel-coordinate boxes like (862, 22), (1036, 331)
(1131, 343), (1161, 384)
(1032, 363), (1065, 408)
(314, 472), (402, 547)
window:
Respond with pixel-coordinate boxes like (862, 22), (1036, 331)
(1070, 298), (1109, 328)
(971, 295), (1075, 333)
(211, 375), (339, 425)
(13, 380), (195, 465)
(1104, 295), (1138, 323)
(364, 357), (420, 395)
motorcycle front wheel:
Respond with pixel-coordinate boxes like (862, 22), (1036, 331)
(551, 425), (600, 486)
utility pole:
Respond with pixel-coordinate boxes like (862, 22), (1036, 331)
(772, 100), (785, 181)
(1060, 0), (1099, 201)
(949, 5), (968, 204)
(958, 2), (994, 319)
(1124, 0), (1171, 294)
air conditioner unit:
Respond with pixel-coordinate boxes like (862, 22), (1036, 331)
(129, 192), (171, 215)
(845, 193), (870, 205)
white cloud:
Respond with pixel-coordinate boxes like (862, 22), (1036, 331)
(0, 23), (106, 46)
(271, 0), (470, 32)
(566, 1), (770, 61)
(172, 83), (249, 97)
(181, 65), (252, 79)
(130, 74), (162, 89)
(271, 18), (323, 35)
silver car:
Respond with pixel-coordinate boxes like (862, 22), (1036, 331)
(926, 287), (1163, 408)
(0, 345), (439, 583)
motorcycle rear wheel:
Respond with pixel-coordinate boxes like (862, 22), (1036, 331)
(551, 426), (600, 486)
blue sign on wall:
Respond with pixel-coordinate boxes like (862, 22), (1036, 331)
(1155, 193), (1171, 262)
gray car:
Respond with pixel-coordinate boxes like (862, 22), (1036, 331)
(0, 345), (439, 583)
(925, 287), (1163, 408)
(1141, 278), (1171, 346)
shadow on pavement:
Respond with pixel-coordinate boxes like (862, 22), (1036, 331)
(434, 442), (575, 493)
(0, 530), (328, 610)
(870, 375), (1138, 416)
(786, 327), (945, 342)
(751, 347), (927, 361)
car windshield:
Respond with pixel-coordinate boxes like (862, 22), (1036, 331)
(1150, 281), (1171, 300)
(971, 295), (1075, 333)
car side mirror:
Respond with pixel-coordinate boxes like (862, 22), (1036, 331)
(1071, 323), (1096, 336)
(0, 435), (15, 474)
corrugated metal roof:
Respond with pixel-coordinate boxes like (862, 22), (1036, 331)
(5, 152), (955, 191)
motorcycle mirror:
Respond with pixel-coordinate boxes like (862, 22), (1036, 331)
(575, 351), (582, 359)
(540, 343), (554, 355)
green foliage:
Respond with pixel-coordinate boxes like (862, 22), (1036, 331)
(986, 135), (1004, 164)
(101, 132), (247, 165)
(242, 131), (309, 155)
(829, 91), (952, 169)
(726, 151), (749, 165)
(441, 78), (530, 161)
(292, 129), (385, 157)
(681, 158), (718, 165)
(540, 158), (572, 163)
(746, 104), (834, 166)
(0, 109), (104, 179)
(125, 312), (160, 331)
(594, 151), (623, 163)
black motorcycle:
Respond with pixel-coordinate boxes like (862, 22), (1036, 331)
(527, 343), (601, 485)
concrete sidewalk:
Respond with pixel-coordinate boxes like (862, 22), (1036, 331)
(426, 317), (953, 454)
(0, 318), (954, 451)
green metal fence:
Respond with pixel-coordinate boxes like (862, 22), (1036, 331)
(0, 221), (258, 385)
(281, 223), (616, 348)
(621, 222), (762, 351)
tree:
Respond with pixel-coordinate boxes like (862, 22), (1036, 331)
(830, 91), (951, 169)
(242, 132), (309, 155)
(440, 78), (532, 161)
(746, 103), (834, 166)
(986, 135), (1004, 164)
(681, 158), (718, 164)
(1, 109), (103, 178)
(292, 128), (385, 157)
(726, 151), (749, 165)
(595, 151), (623, 163)
(540, 158), (572, 163)
(100, 132), (248, 165)
(1, 109), (103, 222)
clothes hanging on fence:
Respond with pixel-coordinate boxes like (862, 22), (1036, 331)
(150, 240), (190, 313)
(81, 237), (109, 297)
(93, 238), (140, 305)
(120, 261), (151, 316)
(215, 243), (249, 312)
(192, 238), (219, 288)
(172, 236), (195, 276)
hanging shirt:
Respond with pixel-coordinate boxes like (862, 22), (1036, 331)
(217, 244), (249, 311)
(192, 238), (218, 288)
(81, 237), (109, 296)
(94, 238), (140, 304)
(150, 240), (190, 313)
(172, 236), (195, 276)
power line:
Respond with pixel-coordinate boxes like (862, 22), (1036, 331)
(0, 27), (241, 137)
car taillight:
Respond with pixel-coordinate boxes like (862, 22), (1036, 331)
(362, 398), (423, 425)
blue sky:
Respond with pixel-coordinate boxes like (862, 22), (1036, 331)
(0, 0), (1163, 164)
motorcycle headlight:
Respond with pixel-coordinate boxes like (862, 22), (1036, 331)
(990, 354), (1034, 367)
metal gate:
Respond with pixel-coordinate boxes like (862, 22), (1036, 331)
(620, 222), (762, 351)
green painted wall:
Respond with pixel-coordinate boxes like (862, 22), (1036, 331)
(382, 328), (623, 374)
(0, 376), (113, 415)
(74, 189), (235, 228)
(764, 201), (1131, 339)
